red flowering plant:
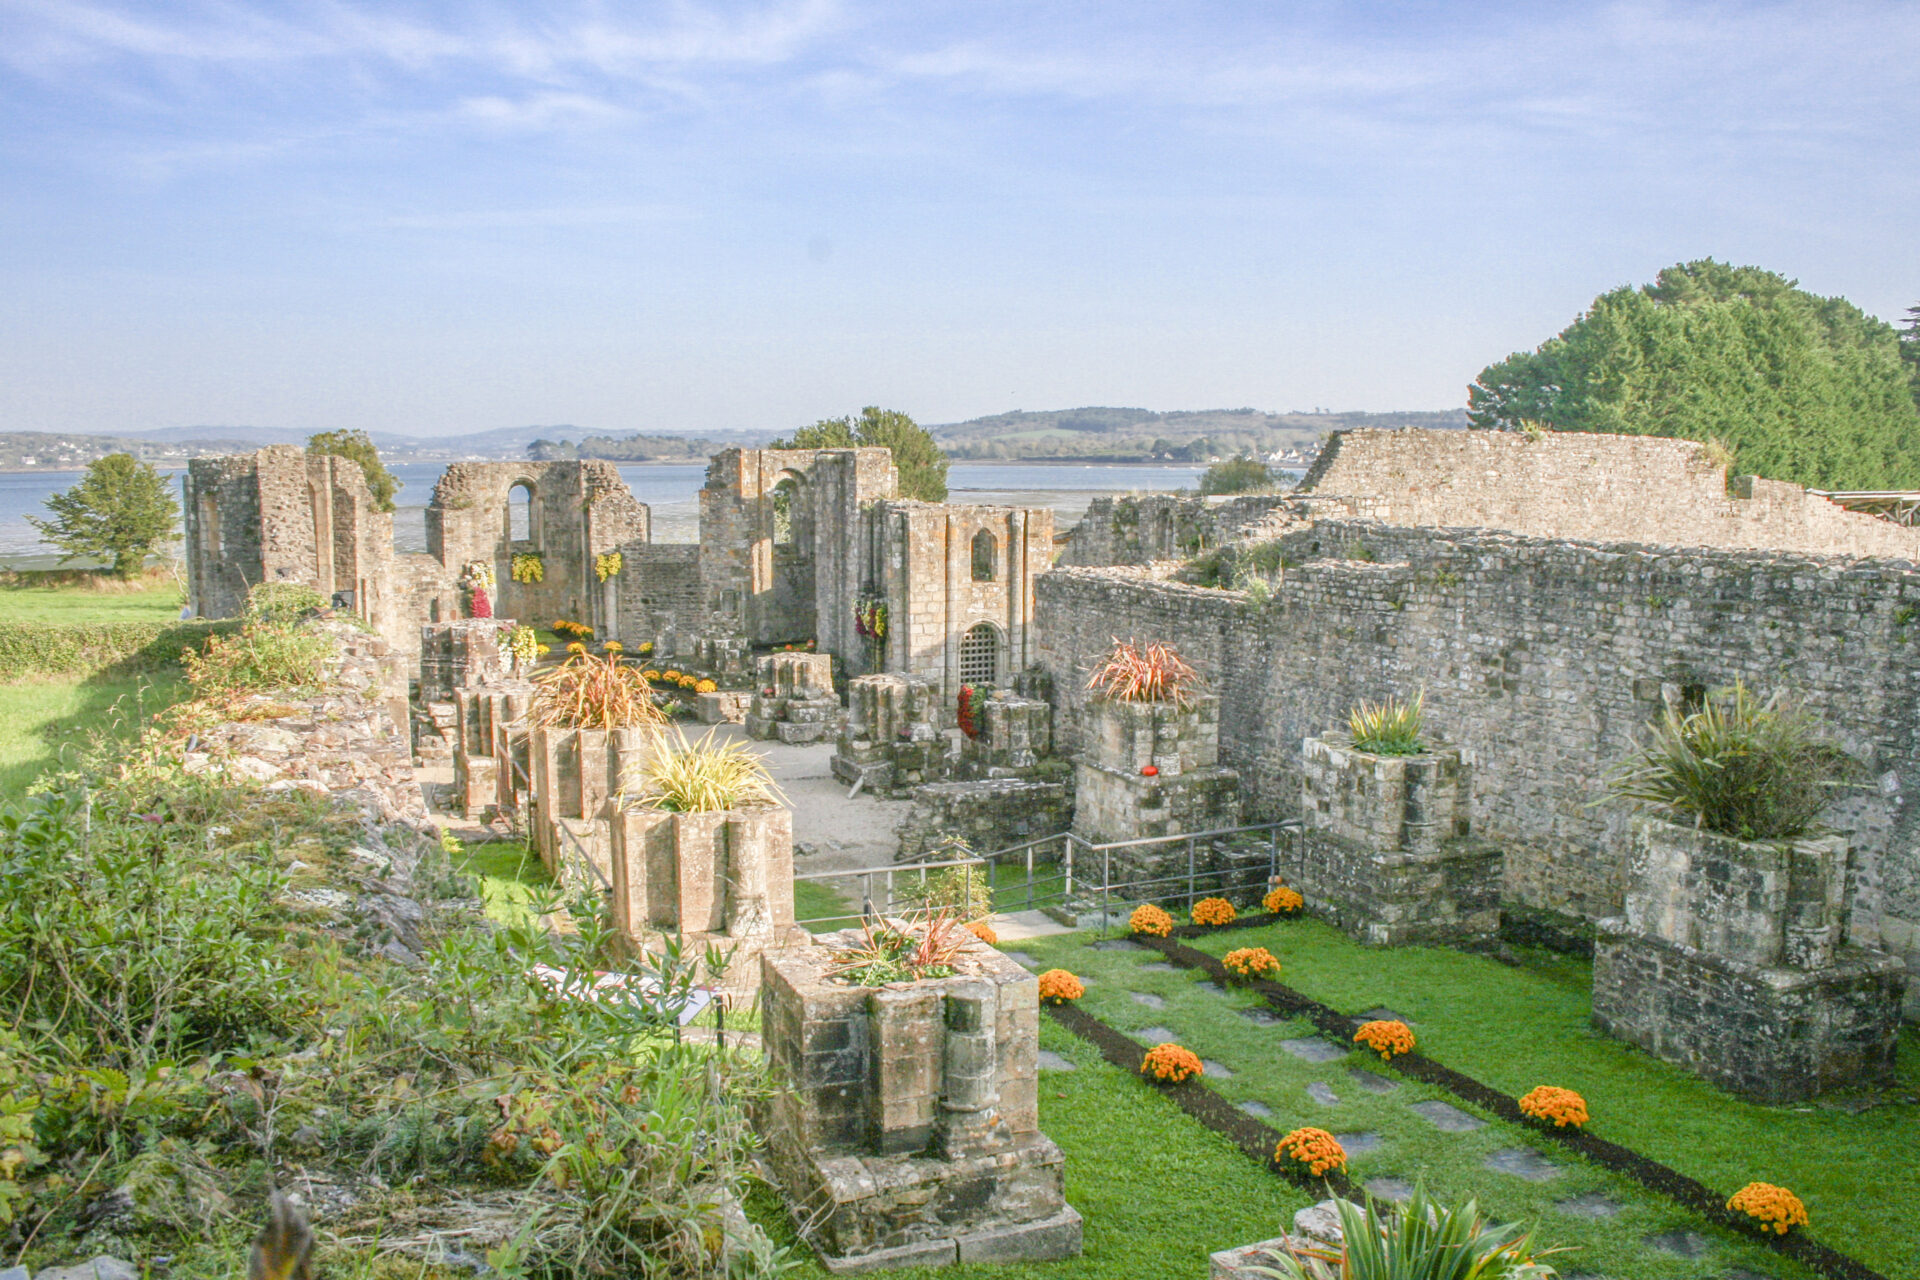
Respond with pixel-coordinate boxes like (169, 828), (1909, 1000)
(957, 685), (980, 737)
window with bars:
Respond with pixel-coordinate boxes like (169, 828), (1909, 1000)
(959, 623), (999, 686)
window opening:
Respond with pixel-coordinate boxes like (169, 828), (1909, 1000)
(971, 529), (998, 581)
(772, 479), (796, 547)
(509, 482), (534, 543)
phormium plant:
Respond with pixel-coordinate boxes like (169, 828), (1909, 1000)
(620, 726), (782, 813)
(1086, 637), (1201, 706)
(1348, 692), (1425, 756)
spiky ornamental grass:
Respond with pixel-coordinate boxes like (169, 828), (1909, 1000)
(1348, 692), (1425, 756)
(1604, 681), (1855, 841)
(530, 645), (667, 732)
(621, 726), (783, 813)
(1086, 637), (1201, 706)
(1248, 1183), (1564, 1280)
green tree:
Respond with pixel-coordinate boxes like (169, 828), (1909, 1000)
(1900, 304), (1920, 406)
(1197, 456), (1273, 495)
(1466, 260), (1920, 490)
(771, 406), (949, 501)
(307, 429), (400, 511)
(27, 452), (179, 577)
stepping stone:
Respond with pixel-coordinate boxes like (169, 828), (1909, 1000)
(1237, 1099), (1275, 1120)
(1723, 1271), (1776, 1280)
(1364, 1177), (1413, 1203)
(1306, 1082), (1340, 1106)
(1238, 1007), (1283, 1026)
(1202, 1060), (1235, 1079)
(1347, 1068), (1398, 1094)
(1410, 1100), (1485, 1132)
(1003, 951), (1038, 969)
(1036, 1050), (1076, 1072)
(1281, 1037), (1347, 1063)
(1483, 1147), (1561, 1181)
(1199, 980), (1233, 996)
(1355, 1006), (1413, 1024)
(1091, 939), (1144, 951)
(1130, 992), (1166, 1009)
(1133, 1026), (1178, 1044)
(1334, 1131), (1382, 1155)
(1643, 1229), (1711, 1259)
(1138, 962), (1178, 973)
(1554, 1192), (1622, 1219)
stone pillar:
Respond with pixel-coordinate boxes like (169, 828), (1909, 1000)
(962, 690), (1052, 774)
(1283, 732), (1501, 945)
(1071, 695), (1241, 845)
(1592, 817), (1906, 1102)
(528, 724), (657, 884)
(744, 651), (842, 744)
(830, 672), (946, 792)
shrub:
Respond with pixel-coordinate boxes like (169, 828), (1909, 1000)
(532, 647), (667, 731)
(695, 677), (718, 694)
(1223, 946), (1280, 982)
(1087, 638), (1201, 706)
(1246, 1184), (1564, 1280)
(1141, 1043), (1203, 1083)
(181, 615), (335, 700)
(1037, 970), (1084, 1004)
(1604, 681), (1855, 840)
(1198, 456), (1274, 496)
(1273, 1127), (1346, 1176)
(1349, 692), (1425, 756)
(1727, 1182), (1808, 1235)
(1129, 903), (1174, 937)
(1354, 1019), (1415, 1061)
(895, 862), (993, 921)
(1517, 1086), (1588, 1129)
(621, 727), (781, 813)
(1192, 896), (1237, 927)
(1263, 885), (1304, 915)
(829, 913), (966, 986)
(0, 619), (233, 683)
(243, 582), (328, 626)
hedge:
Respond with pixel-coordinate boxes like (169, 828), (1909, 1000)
(0, 619), (239, 684)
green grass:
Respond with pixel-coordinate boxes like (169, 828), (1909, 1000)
(0, 575), (184, 625)
(758, 1015), (1313, 1277)
(794, 859), (1070, 933)
(454, 839), (553, 928)
(0, 672), (186, 802)
(1009, 919), (1917, 1278)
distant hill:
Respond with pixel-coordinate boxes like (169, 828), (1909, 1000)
(927, 407), (1469, 461)
(0, 431), (261, 470)
(530, 432), (720, 462)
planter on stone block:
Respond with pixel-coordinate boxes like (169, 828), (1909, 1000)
(609, 803), (796, 947)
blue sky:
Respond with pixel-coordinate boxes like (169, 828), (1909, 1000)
(1, 1), (1915, 438)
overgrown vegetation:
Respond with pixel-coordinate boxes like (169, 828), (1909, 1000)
(531, 645), (666, 730)
(893, 862), (994, 922)
(1179, 541), (1293, 592)
(179, 585), (335, 702)
(1086, 638), (1201, 706)
(306, 429), (400, 512)
(770, 406), (950, 502)
(1197, 457), (1275, 496)
(1604, 681), (1856, 840)
(1348, 693), (1425, 756)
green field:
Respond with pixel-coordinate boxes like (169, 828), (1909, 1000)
(0, 570), (184, 624)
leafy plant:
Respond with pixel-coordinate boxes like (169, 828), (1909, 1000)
(828, 911), (967, 986)
(894, 860), (993, 921)
(180, 589), (336, 699)
(531, 645), (667, 731)
(1198, 456), (1274, 495)
(1086, 638), (1201, 707)
(242, 582), (327, 627)
(1603, 680), (1855, 840)
(1248, 1184), (1563, 1280)
(27, 453), (180, 577)
(1348, 692), (1425, 756)
(307, 428), (399, 511)
(620, 726), (781, 812)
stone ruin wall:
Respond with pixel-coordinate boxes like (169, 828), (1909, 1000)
(1302, 428), (1920, 560)
(1035, 523), (1920, 1011)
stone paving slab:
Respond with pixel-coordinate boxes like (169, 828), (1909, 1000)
(1410, 1100), (1485, 1132)
(1090, 939), (1145, 951)
(1037, 1050), (1077, 1072)
(1642, 1229), (1711, 1259)
(1280, 1037), (1347, 1063)
(1553, 1192), (1622, 1219)
(1237, 1007), (1283, 1026)
(1202, 1060), (1235, 1079)
(1132, 1026), (1178, 1044)
(1306, 1082), (1340, 1106)
(1130, 991), (1166, 1009)
(1002, 951), (1039, 969)
(1364, 1177), (1413, 1203)
(1138, 962), (1179, 973)
(1237, 1099), (1275, 1119)
(1483, 1147), (1561, 1180)
(1333, 1131), (1382, 1156)
(1347, 1068), (1398, 1094)
(1355, 1006), (1413, 1024)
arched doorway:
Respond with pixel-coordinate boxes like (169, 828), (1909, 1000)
(959, 622), (1001, 687)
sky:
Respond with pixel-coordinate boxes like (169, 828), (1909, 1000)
(1, 1), (1916, 439)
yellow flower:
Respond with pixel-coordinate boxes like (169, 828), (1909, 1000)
(695, 678), (718, 694)
(566, 642), (586, 655)
(643, 669), (661, 681)
(1140, 1043), (1203, 1083)
(1037, 969), (1084, 1004)
(965, 920), (998, 945)
(605, 641), (624, 654)
(1518, 1085), (1589, 1129)
(1354, 1019), (1415, 1061)
(1263, 885), (1304, 915)
(1727, 1183), (1808, 1235)
(1191, 897), (1236, 927)
(1129, 904), (1173, 937)
(1222, 946), (1279, 982)
(1275, 1127), (1347, 1176)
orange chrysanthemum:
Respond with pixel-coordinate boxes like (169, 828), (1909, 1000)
(1518, 1085), (1589, 1129)
(1275, 1127), (1347, 1176)
(1263, 885), (1304, 915)
(1141, 1042), (1204, 1083)
(1727, 1183), (1808, 1235)
(1037, 969), (1085, 1004)
(1353, 1019), (1415, 1061)
(966, 920), (998, 945)
(1222, 946), (1280, 983)
(1191, 897), (1237, 927)
(1130, 904), (1174, 937)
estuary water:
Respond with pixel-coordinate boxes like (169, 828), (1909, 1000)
(0, 460), (1221, 566)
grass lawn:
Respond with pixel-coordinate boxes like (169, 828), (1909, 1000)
(454, 838), (554, 928)
(0, 573), (183, 625)
(794, 858), (1070, 932)
(0, 672), (186, 801)
(1009, 919), (1916, 1279)
(758, 1014), (1314, 1278)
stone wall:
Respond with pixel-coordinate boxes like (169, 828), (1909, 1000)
(1301, 428), (1920, 559)
(1057, 492), (1322, 567)
(895, 779), (1072, 861)
(1035, 524), (1920, 1006)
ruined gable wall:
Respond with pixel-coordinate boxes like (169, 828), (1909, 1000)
(1302, 428), (1920, 559)
(1036, 525), (1920, 1005)
(1057, 493), (1340, 567)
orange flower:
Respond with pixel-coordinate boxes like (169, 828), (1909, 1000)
(1727, 1182), (1808, 1235)
(1274, 1127), (1347, 1176)
(1354, 1019), (1415, 1061)
(966, 920), (999, 945)
(1130, 904), (1174, 937)
(1263, 885), (1304, 915)
(1222, 946), (1280, 982)
(1038, 969), (1085, 1004)
(1518, 1085), (1589, 1129)
(1191, 897), (1237, 927)
(1141, 1042), (1204, 1083)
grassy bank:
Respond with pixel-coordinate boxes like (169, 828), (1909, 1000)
(0, 672), (186, 800)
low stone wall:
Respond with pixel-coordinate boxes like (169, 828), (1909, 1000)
(895, 779), (1071, 861)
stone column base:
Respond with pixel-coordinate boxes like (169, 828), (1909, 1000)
(1281, 832), (1501, 946)
(1592, 920), (1907, 1103)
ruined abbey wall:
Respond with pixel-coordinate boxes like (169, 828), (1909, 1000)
(1036, 524), (1920, 1007)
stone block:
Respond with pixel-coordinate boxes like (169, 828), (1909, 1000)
(895, 779), (1071, 861)
(1623, 818), (1847, 969)
(696, 690), (751, 724)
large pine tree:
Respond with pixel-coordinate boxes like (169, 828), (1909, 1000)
(1467, 261), (1920, 490)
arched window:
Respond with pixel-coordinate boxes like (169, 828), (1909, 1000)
(771, 478), (798, 547)
(959, 622), (999, 686)
(971, 529), (998, 581)
(508, 481), (535, 544)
